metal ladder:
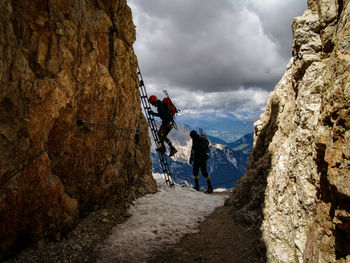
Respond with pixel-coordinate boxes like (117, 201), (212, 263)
(137, 66), (175, 187)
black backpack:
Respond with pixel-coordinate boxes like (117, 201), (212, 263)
(199, 134), (210, 153)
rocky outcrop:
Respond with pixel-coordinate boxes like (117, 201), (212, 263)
(227, 0), (350, 262)
(0, 0), (156, 259)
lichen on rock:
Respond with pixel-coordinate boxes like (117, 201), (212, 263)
(0, 0), (156, 259)
(227, 0), (350, 262)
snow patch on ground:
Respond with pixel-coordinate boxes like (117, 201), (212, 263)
(97, 175), (228, 263)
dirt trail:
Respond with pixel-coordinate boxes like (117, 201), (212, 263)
(4, 192), (265, 263)
(149, 203), (265, 263)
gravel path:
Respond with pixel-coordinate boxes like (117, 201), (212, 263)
(4, 192), (265, 263)
(4, 204), (130, 263)
(148, 204), (265, 263)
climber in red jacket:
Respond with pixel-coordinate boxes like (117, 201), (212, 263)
(148, 95), (177, 157)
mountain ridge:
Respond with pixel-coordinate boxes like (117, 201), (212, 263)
(151, 123), (253, 189)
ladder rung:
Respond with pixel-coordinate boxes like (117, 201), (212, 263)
(138, 66), (174, 187)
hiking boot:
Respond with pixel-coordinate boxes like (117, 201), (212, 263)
(206, 187), (213, 194)
(156, 145), (166, 153)
(169, 147), (177, 157)
(193, 185), (200, 191)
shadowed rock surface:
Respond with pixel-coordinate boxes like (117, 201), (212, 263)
(0, 0), (156, 259)
(226, 0), (350, 262)
(1, 0), (350, 262)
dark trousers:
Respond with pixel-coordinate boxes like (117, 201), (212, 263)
(193, 159), (209, 178)
(158, 122), (172, 146)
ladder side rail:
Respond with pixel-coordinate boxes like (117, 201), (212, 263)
(137, 67), (175, 186)
(158, 152), (174, 186)
(159, 161), (171, 184)
(137, 73), (160, 140)
(138, 84), (162, 146)
(139, 82), (165, 148)
(144, 108), (173, 185)
(159, 162), (175, 186)
(142, 102), (162, 146)
(153, 131), (173, 183)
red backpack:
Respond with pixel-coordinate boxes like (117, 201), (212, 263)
(162, 97), (178, 116)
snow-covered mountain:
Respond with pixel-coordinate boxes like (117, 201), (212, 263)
(151, 123), (252, 190)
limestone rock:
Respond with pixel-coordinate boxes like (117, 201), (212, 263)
(0, 0), (156, 259)
(227, 0), (350, 262)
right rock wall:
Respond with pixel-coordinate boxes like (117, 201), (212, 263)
(227, 0), (350, 262)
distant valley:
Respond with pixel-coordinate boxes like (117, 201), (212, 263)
(151, 123), (253, 190)
(176, 114), (255, 143)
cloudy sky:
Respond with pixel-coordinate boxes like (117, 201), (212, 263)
(128, 0), (307, 121)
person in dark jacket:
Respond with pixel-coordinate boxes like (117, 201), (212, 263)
(189, 130), (213, 193)
(148, 95), (177, 157)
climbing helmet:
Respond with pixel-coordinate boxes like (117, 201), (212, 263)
(148, 95), (157, 105)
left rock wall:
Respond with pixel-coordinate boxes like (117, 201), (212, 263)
(0, 0), (156, 259)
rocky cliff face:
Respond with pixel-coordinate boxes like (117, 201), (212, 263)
(0, 0), (156, 259)
(227, 0), (350, 262)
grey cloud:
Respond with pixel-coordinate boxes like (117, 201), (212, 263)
(247, 0), (308, 59)
(169, 87), (270, 117)
(130, 0), (308, 119)
(133, 0), (286, 93)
